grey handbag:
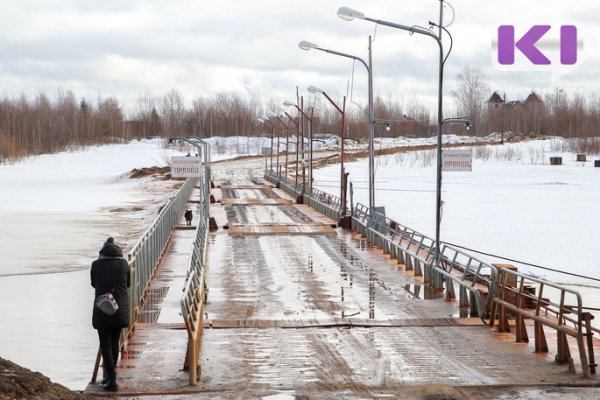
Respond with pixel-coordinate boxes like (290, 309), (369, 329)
(95, 292), (119, 316)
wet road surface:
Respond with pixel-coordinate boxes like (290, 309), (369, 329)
(198, 162), (600, 398)
(85, 158), (600, 399)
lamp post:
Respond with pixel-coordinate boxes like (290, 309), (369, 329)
(337, 3), (448, 261)
(284, 100), (314, 193)
(272, 113), (292, 179)
(283, 111), (300, 185)
(260, 117), (277, 172)
(299, 38), (375, 214)
(308, 85), (347, 214)
(280, 104), (302, 187)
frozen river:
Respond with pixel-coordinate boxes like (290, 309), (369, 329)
(0, 139), (185, 390)
(314, 138), (600, 311)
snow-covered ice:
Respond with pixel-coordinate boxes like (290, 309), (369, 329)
(0, 138), (188, 389)
(314, 137), (600, 288)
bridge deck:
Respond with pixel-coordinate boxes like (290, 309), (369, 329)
(84, 176), (600, 399)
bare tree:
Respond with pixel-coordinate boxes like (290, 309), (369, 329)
(97, 96), (124, 140)
(452, 66), (489, 135)
(160, 88), (186, 137)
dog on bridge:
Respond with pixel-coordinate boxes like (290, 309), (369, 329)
(184, 209), (193, 226)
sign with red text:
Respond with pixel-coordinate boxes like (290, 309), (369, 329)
(442, 149), (472, 172)
(171, 156), (202, 177)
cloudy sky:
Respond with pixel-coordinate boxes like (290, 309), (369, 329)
(1, 0), (599, 114)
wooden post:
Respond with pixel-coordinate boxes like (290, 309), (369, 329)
(534, 321), (549, 352)
(493, 264), (518, 306)
(515, 314), (529, 342)
(556, 330), (571, 363)
(583, 312), (597, 375)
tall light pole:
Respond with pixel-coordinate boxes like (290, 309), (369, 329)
(272, 113), (292, 179)
(299, 38), (375, 214)
(260, 117), (277, 172)
(284, 101), (314, 194)
(283, 110), (300, 185)
(269, 112), (282, 176)
(337, 3), (449, 261)
(308, 85), (347, 214)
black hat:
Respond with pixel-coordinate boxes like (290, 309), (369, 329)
(99, 237), (123, 257)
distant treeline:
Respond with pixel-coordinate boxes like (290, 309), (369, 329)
(1, 77), (599, 162)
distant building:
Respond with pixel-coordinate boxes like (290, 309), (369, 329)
(486, 91), (545, 135)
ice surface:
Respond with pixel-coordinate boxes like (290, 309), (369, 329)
(314, 138), (600, 287)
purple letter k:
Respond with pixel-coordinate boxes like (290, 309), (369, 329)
(498, 25), (551, 65)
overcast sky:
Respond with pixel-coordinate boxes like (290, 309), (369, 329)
(1, 0), (599, 114)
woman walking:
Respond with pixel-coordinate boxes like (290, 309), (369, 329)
(91, 237), (130, 392)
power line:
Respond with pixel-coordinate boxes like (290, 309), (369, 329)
(315, 183), (434, 193)
(443, 240), (600, 285)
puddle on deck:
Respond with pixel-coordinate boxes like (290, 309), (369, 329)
(206, 201), (464, 324)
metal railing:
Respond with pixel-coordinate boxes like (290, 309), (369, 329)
(180, 172), (210, 386)
(266, 170), (347, 222)
(91, 137), (212, 384)
(489, 268), (596, 378)
(279, 174), (302, 197)
(127, 177), (195, 326)
(91, 176), (195, 383)
(434, 244), (497, 318)
(303, 186), (343, 221)
(351, 202), (370, 235)
(268, 162), (600, 377)
(368, 212), (435, 259)
(179, 138), (211, 385)
(265, 170), (302, 199)
(181, 268), (205, 385)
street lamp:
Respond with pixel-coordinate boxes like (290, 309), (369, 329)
(284, 100), (314, 193)
(308, 85), (348, 215)
(338, 3), (450, 262)
(299, 38), (375, 214)
(282, 110), (300, 186)
(259, 116), (277, 172)
(268, 111), (282, 176)
(442, 117), (471, 130)
(271, 113), (293, 179)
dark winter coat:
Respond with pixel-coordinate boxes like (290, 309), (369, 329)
(91, 242), (131, 330)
